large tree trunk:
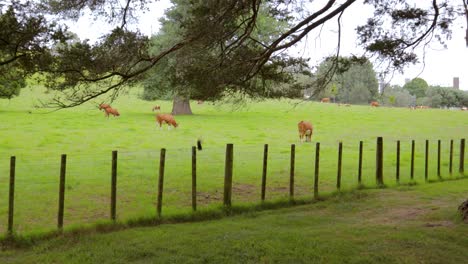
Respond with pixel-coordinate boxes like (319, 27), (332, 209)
(171, 96), (193, 115)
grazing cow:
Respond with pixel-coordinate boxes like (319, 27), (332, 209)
(103, 107), (120, 118)
(321, 97), (330, 103)
(370, 101), (379, 107)
(152, 105), (161, 111)
(298, 121), (313, 142)
(99, 103), (111, 110)
(156, 113), (178, 129)
(462, 107), (467, 111)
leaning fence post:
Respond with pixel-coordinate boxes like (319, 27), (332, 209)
(223, 144), (234, 207)
(157, 148), (166, 217)
(376, 137), (384, 186)
(8, 156), (16, 236)
(111, 150), (118, 221)
(58, 154), (67, 230)
(337, 142), (343, 190)
(261, 144), (268, 202)
(425, 140), (429, 182)
(460, 138), (465, 175)
(358, 141), (363, 185)
(396, 140), (400, 183)
(192, 146), (197, 211)
(410, 140), (415, 180)
(290, 144), (295, 200)
(314, 142), (320, 199)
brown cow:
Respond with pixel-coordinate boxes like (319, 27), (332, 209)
(298, 121), (313, 142)
(321, 97), (330, 103)
(156, 113), (178, 129)
(103, 107), (120, 117)
(152, 105), (161, 111)
(370, 101), (379, 107)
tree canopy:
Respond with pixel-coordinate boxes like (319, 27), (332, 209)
(1, 0), (466, 108)
(403, 77), (429, 98)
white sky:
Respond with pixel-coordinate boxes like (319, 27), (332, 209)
(68, 0), (468, 90)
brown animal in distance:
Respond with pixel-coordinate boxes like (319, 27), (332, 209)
(321, 98), (330, 103)
(152, 105), (161, 111)
(156, 113), (178, 129)
(99, 103), (111, 110)
(103, 107), (120, 117)
(370, 101), (379, 107)
(298, 121), (313, 142)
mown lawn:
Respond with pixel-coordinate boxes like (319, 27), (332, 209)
(0, 85), (467, 235)
(0, 179), (467, 263)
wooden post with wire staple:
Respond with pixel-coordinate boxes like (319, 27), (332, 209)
(314, 142), (320, 199)
(460, 139), (465, 174)
(8, 156), (16, 236)
(376, 137), (383, 186)
(410, 140), (415, 180)
(223, 144), (234, 207)
(261, 144), (268, 201)
(337, 142), (343, 190)
(111, 150), (118, 221)
(192, 146), (197, 211)
(157, 148), (166, 217)
(358, 141), (363, 184)
(290, 144), (295, 200)
(58, 154), (67, 230)
(396, 140), (400, 183)
(425, 140), (429, 181)
(437, 140), (441, 179)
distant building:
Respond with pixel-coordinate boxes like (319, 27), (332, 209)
(453, 77), (459, 89)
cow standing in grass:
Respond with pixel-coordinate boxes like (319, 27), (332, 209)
(156, 113), (178, 129)
(321, 98), (330, 103)
(103, 107), (120, 117)
(298, 121), (313, 142)
(370, 101), (379, 107)
(152, 105), (161, 111)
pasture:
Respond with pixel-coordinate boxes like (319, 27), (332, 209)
(0, 85), (467, 236)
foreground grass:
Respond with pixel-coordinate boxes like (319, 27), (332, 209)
(0, 86), (467, 234)
(0, 179), (467, 264)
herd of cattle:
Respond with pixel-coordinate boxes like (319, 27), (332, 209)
(98, 97), (464, 143)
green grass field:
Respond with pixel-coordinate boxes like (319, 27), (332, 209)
(0, 85), (467, 236)
(1, 180), (467, 263)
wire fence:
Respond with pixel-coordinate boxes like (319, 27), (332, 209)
(0, 137), (466, 235)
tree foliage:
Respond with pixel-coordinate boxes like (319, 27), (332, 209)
(311, 56), (379, 104)
(1, 0), (466, 107)
(403, 77), (429, 98)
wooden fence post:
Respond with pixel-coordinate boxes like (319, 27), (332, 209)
(449, 139), (454, 175)
(396, 140), (400, 183)
(8, 156), (16, 236)
(261, 144), (268, 201)
(376, 137), (383, 186)
(337, 142), (343, 190)
(157, 148), (166, 217)
(111, 150), (118, 221)
(460, 138), (465, 174)
(314, 142), (320, 199)
(425, 140), (429, 181)
(58, 154), (67, 230)
(192, 146), (197, 211)
(223, 144), (234, 207)
(358, 141), (363, 184)
(437, 140), (441, 179)
(410, 140), (415, 180)
(290, 144), (295, 200)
